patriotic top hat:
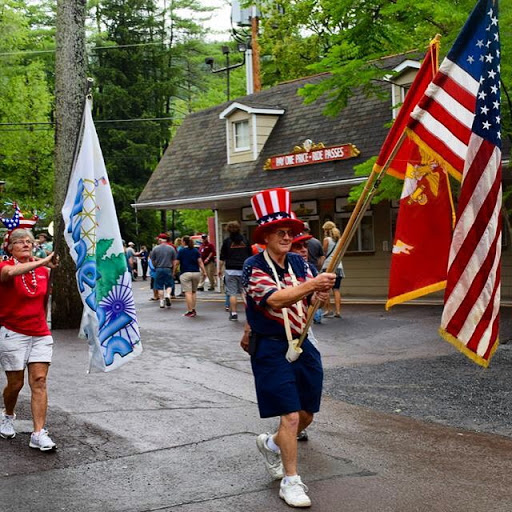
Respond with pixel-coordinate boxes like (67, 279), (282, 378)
(251, 188), (304, 244)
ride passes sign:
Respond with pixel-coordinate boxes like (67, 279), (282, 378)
(264, 143), (360, 171)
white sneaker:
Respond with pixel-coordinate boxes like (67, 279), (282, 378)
(29, 428), (56, 451)
(279, 476), (312, 508)
(0, 410), (16, 439)
(256, 433), (284, 480)
(159, 299), (165, 308)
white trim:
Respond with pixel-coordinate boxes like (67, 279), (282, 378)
(214, 208), (221, 292)
(383, 59), (421, 82)
(225, 121), (231, 164)
(132, 176), (367, 209)
(219, 102), (285, 119)
(252, 113), (258, 160)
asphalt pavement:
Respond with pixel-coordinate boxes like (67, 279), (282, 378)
(1, 281), (511, 512)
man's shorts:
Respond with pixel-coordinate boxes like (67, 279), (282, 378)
(0, 327), (53, 371)
(224, 273), (243, 296)
(180, 272), (201, 292)
(250, 337), (323, 418)
(154, 268), (174, 290)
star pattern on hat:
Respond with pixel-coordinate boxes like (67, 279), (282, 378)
(258, 212), (290, 225)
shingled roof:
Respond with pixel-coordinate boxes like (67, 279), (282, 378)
(137, 53), (420, 210)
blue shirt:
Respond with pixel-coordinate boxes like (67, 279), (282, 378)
(178, 247), (201, 273)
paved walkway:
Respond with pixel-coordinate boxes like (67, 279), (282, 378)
(1, 280), (511, 511)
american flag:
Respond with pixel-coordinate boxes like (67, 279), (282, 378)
(406, 0), (502, 367)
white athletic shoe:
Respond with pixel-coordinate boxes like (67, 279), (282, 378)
(279, 475), (312, 508)
(29, 428), (56, 451)
(0, 410), (16, 439)
(256, 433), (284, 480)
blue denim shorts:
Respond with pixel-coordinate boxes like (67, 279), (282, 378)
(154, 268), (174, 290)
(250, 336), (323, 418)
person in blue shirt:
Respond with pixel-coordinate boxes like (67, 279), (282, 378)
(175, 236), (206, 317)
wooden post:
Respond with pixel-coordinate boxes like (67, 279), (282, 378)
(52, 0), (88, 329)
(251, 9), (261, 93)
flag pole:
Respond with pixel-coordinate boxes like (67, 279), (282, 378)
(297, 131), (408, 347)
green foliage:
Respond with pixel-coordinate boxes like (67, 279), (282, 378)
(0, 0), (55, 218)
(348, 157), (403, 205)
(87, 0), (214, 244)
(172, 209), (213, 235)
(257, 0), (512, 205)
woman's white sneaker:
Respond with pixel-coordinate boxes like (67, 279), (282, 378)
(0, 410), (16, 439)
(279, 475), (312, 508)
(29, 428), (56, 451)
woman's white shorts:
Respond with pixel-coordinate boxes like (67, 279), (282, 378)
(0, 327), (53, 371)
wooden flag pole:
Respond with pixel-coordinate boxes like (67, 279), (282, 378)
(297, 131), (408, 347)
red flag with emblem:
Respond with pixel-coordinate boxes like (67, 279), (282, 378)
(386, 144), (455, 309)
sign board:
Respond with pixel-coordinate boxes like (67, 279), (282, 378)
(264, 143), (360, 171)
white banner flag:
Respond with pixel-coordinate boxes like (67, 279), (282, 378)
(62, 97), (142, 372)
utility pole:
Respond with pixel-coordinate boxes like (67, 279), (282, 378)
(250, 6), (261, 93)
(53, 0), (87, 329)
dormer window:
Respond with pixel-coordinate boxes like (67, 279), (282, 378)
(219, 102), (285, 164)
(234, 120), (250, 151)
(385, 59), (420, 119)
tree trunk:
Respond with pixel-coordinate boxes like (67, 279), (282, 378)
(52, 0), (87, 329)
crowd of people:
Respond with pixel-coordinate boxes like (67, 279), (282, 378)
(1, 187), (344, 508)
(135, 215), (345, 328)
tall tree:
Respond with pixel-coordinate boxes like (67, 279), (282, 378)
(0, 0), (55, 215)
(53, 0), (87, 328)
(86, 0), (214, 246)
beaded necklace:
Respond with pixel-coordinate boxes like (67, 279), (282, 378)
(13, 257), (38, 295)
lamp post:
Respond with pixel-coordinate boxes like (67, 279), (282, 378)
(205, 43), (248, 101)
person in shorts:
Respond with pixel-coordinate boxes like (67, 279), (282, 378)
(150, 233), (177, 309)
(219, 221), (252, 321)
(175, 236), (206, 317)
(0, 228), (59, 451)
(242, 188), (335, 508)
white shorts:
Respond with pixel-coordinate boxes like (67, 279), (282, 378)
(0, 327), (53, 371)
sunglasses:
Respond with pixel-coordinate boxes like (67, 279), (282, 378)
(274, 229), (294, 238)
(292, 242), (309, 249)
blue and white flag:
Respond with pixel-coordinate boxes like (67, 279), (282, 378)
(62, 97), (142, 372)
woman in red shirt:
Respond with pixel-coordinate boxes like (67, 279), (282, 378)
(0, 228), (58, 451)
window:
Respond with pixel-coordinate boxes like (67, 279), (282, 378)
(233, 120), (250, 151)
(336, 196), (375, 253)
(339, 213), (375, 253)
(392, 83), (411, 119)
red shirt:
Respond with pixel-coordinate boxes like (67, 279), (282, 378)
(0, 260), (51, 336)
(199, 241), (216, 263)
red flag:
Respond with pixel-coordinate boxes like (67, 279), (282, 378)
(406, 0), (502, 367)
(386, 144), (454, 309)
(373, 37), (439, 179)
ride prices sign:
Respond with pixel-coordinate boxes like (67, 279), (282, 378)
(264, 141), (360, 171)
